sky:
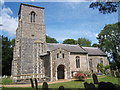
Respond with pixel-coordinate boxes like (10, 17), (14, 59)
(1, 1), (118, 44)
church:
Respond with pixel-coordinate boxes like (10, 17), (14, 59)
(11, 3), (109, 82)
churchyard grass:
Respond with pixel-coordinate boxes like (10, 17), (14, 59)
(2, 77), (12, 85)
(2, 75), (120, 88)
(39, 76), (120, 88)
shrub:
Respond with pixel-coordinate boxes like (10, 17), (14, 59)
(74, 72), (86, 80)
(97, 64), (110, 75)
(78, 71), (92, 78)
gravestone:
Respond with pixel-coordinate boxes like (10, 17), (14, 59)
(35, 78), (38, 90)
(42, 82), (48, 90)
(92, 73), (99, 84)
(84, 82), (96, 90)
(98, 82), (115, 90)
(30, 78), (34, 88)
(58, 86), (65, 90)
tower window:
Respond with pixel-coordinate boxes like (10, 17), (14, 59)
(30, 11), (36, 22)
(76, 56), (80, 68)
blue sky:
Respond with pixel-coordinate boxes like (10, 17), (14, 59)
(1, 2), (118, 44)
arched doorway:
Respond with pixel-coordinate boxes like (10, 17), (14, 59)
(57, 65), (65, 79)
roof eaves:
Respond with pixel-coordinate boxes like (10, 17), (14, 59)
(70, 52), (88, 54)
(88, 54), (107, 56)
(48, 47), (70, 52)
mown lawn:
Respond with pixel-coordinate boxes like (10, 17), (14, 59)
(39, 76), (120, 88)
(2, 75), (120, 89)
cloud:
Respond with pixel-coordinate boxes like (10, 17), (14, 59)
(1, 3), (18, 35)
(1, 0), (4, 5)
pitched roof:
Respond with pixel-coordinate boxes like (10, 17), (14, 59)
(47, 43), (87, 54)
(82, 47), (106, 56)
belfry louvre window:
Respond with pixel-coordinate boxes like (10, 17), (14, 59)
(62, 53), (64, 58)
(30, 11), (36, 22)
(76, 56), (80, 68)
(57, 53), (59, 58)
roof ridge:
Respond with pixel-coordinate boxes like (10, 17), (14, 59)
(47, 43), (78, 46)
(83, 47), (99, 49)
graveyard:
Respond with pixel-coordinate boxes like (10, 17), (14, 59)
(1, 2), (120, 90)
(2, 75), (120, 89)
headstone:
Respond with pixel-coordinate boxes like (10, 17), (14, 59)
(42, 82), (48, 90)
(92, 73), (99, 84)
(30, 78), (34, 88)
(3, 75), (5, 78)
(98, 82), (115, 90)
(35, 78), (38, 90)
(6, 75), (7, 78)
(58, 86), (65, 90)
(84, 82), (96, 90)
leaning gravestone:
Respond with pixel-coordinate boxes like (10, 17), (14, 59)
(30, 78), (34, 88)
(35, 78), (38, 90)
(92, 73), (99, 84)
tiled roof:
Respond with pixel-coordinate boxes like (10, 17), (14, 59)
(47, 43), (106, 56)
(47, 43), (87, 54)
(82, 47), (106, 56)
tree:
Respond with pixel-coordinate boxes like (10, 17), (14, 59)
(92, 43), (99, 47)
(63, 39), (77, 44)
(97, 22), (120, 70)
(89, 2), (119, 14)
(46, 36), (58, 43)
(97, 63), (110, 74)
(77, 38), (91, 47)
(2, 36), (15, 76)
(0, 36), (2, 75)
(97, 63), (104, 73)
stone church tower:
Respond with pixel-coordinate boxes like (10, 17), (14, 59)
(12, 3), (47, 80)
(12, 3), (109, 82)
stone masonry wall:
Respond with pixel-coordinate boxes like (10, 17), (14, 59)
(12, 4), (47, 80)
(51, 48), (71, 81)
(88, 56), (109, 73)
(69, 53), (88, 75)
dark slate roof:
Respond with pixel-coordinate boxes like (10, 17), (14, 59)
(47, 43), (87, 54)
(82, 47), (106, 56)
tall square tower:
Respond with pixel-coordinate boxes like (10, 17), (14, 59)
(12, 3), (47, 81)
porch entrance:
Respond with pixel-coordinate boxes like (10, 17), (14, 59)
(57, 65), (65, 79)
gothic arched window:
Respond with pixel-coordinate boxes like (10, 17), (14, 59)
(89, 59), (93, 68)
(100, 58), (103, 64)
(30, 11), (36, 22)
(76, 56), (80, 68)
